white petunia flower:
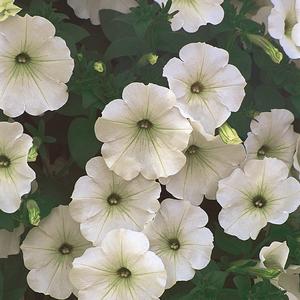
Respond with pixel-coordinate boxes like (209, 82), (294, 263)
(164, 121), (246, 205)
(163, 42), (246, 135)
(143, 199), (214, 288)
(293, 134), (300, 177)
(258, 242), (300, 299)
(278, 265), (300, 300)
(95, 82), (192, 181)
(67, 0), (138, 25)
(259, 241), (289, 271)
(69, 229), (167, 300)
(217, 158), (300, 240)
(154, 0), (224, 33)
(21, 205), (91, 299)
(244, 109), (297, 167)
(0, 14), (74, 117)
(268, 0), (300, 59)
(0, 225), (23, 258)
(69, 156), (161, 246)
(0, 122), (35, 213)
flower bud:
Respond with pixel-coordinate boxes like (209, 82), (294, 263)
(26, 199), (40, 226)
(94, 61), (106, 73)
(28, 137), (41, 162)
(0, 0), (21, 22)
(247, 34), (283, 64)
(247, 267), (282, 279)
(138, 53), (159, 66)
(219, 122), (242, 144)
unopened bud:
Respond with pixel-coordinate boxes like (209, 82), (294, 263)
(247, 34), (283, 64)
(0, 0), (21, 22)
(219, 122), (242, 144)
(247, 267), (281, 279)
(28, 137), (41, 162)
(94, 61), (106, 73)
(138, 53), (159, 66)
(26, 200), (40, 226)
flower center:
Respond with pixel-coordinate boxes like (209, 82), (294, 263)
(58, 243), (73, 255)
(0, 155), (10, 168)
(117, 267), (131, 278)
(137, 119), (153, 130)
(190, 81), (204, 94)
(15, 52), (31, 64)
(252, 195), (267, 209)
(168, 238), (180, 251)
(257, 145), (270, 159)
(107, 193), (121, 206)
(186, 145), (199, 156)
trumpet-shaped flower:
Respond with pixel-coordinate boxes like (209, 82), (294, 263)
(217, 158), (300, 240)
(0, 225), (23, 258)
(268, 0), (300, 59)
(144, 199), (214, 288)
(95, 82), (192, 180)
(0, 15), (74, 117)
(245, 109), (297, 167)
(21, 206), (91, 299)
(69, 229), (167, 300)
(67, 0), (137, 25)
(154, 0), (224, 33)
(164, 121), (245, 204)
(0, 122), (35, 213)
(69, 156), (161, 245)
(163, 42), (246, 134)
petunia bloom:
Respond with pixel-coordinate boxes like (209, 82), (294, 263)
(69, 156), (161, 245)
(164, 121), (246, 205)
(144, 199), (214, 288)
(244, 109), (297, 167)
(69, 229), (167, 300)
(0, 121), (35, 213)
(67, 0), (137, 25)
(163, 42), (246, 135)
(95, 82), (192, 180)
(268, 0), (300, 59)
(0, 14), (74, 117)
(21, 205), (91, 299)
(217, 158), (300, 240)
(154, 0), (224, 33)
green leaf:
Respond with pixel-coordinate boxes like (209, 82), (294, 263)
(254, 85), (286, 112)
(104, 37), (144, 60)
(57, 23), (89, 53)
(248, 280), (288, 300)
(183, 262), (228, 300)
(215, 226), (253, 256)
(68, 117), (101, 168)
(0, 211), (18, 231)
(99, 10), (135, 42)
(234, 275), (252, 299)
(229, 46), (252, 80)
(0, 255), (27, 300)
